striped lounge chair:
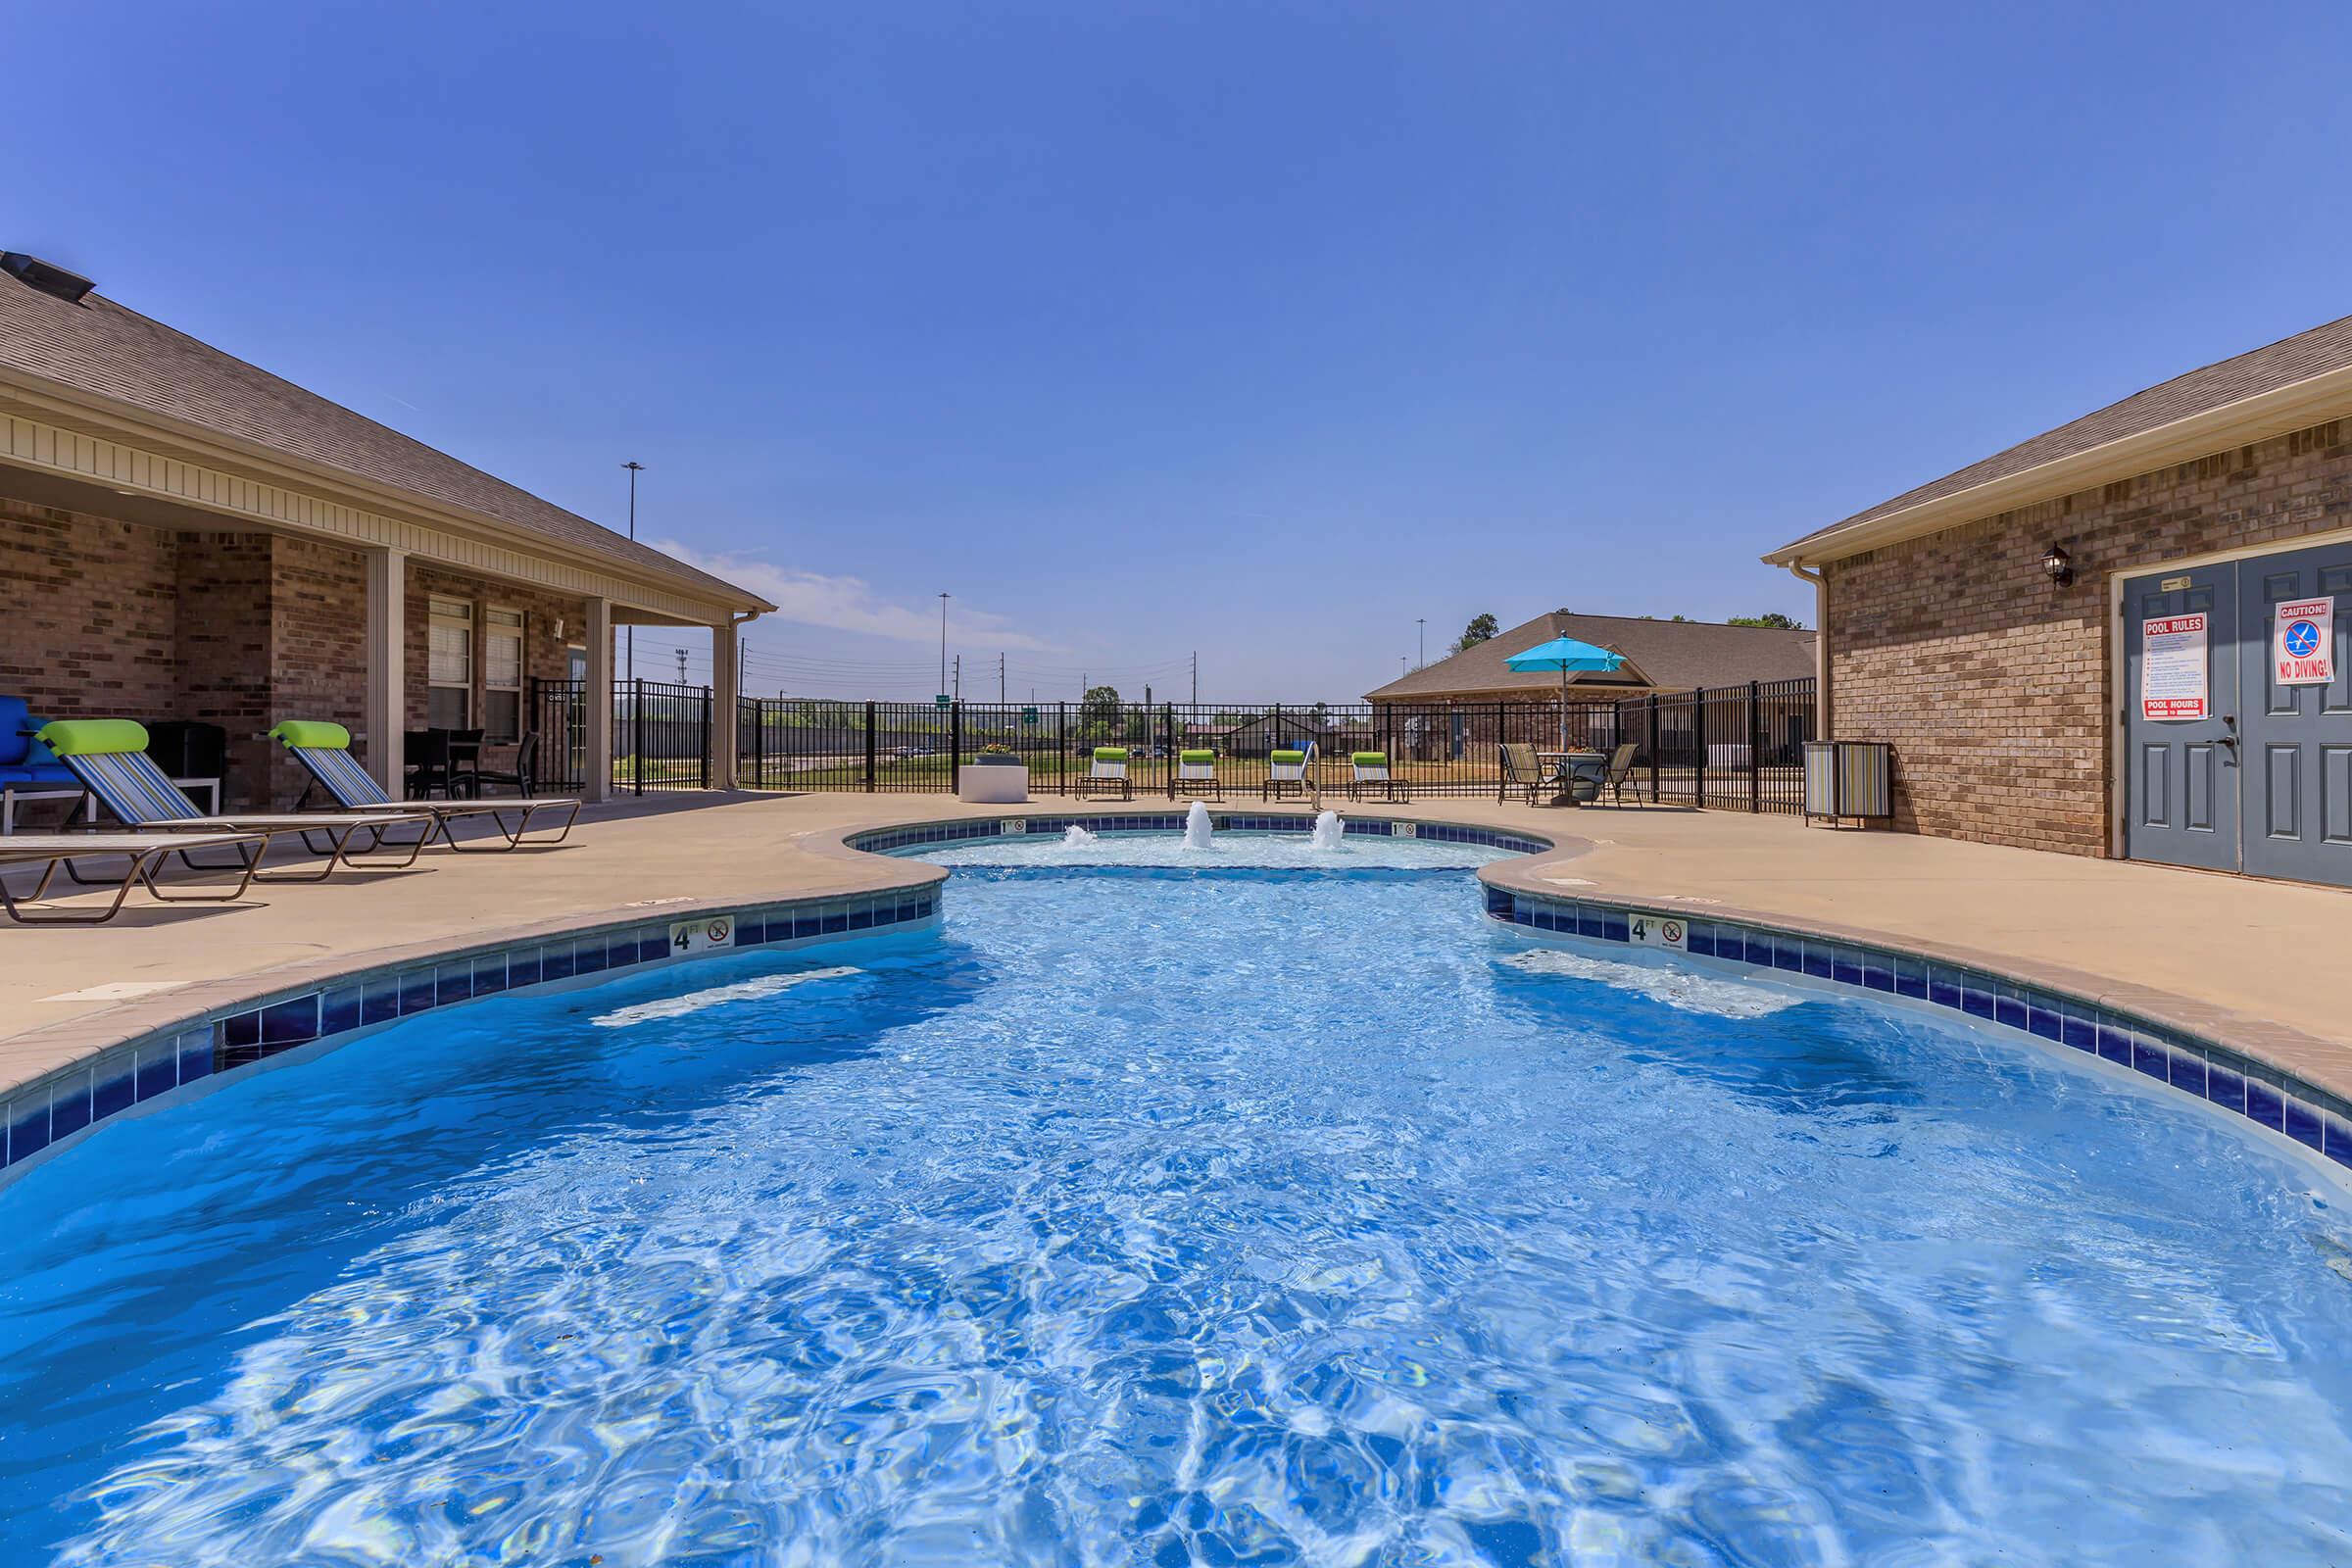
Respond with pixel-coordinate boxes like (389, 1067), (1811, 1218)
(0, 831), (268, 924)
(1173, 749), (1222, 801)
(1347, 751), (1408, 804)
(1261, 743), (1316, 802)
(37, 719), (429, 881)
(271, 720), (581, 852)
(1074, 747), (1132, 801)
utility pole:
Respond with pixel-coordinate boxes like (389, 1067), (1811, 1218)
(953, 654), (960, 701)
(938, 592), (950, 699)
(675, 647), (687, 684)
(1191, 651), (1199, 705)
(1417, 618), (1426, 669)
(621, 461), (644, 681)
(999, 652), (1005, 703)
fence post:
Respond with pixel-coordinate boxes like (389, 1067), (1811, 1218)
(863, 700), (876, 793)
(1693, 688), (1707, 809)
(630, 679), (644, 798)
(1646, 693), (1659, 805)
(701, 686), (712, 790)
(1748, 681), (1761, 813)
(1058, 702), (1068, 797)
(1163, 704), (1176, 799)
(951, 701), (962, 796)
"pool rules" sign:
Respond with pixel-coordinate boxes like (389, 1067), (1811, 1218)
(2273, 598), (2335, 686)
(2141, 613), (2210, 721)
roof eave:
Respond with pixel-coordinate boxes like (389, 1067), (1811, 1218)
(0, 367), (776, 615)
(1763, 360), (2352, 568)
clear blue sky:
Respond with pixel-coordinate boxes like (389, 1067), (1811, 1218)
(16, 2), (2352, 700)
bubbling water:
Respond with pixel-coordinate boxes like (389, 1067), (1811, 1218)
(1062, 824), (1099, 849)
(1183, 801), (1213, 850)
(1310, 809), (1345, 852)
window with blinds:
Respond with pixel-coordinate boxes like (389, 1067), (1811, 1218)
(485, 608), (525, 742)
(428, 598), (472, 728)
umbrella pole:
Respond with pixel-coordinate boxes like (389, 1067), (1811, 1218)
(1558, 667), (1569, 752)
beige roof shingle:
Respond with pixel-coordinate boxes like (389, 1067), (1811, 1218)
(0, 263), (768, 611)
(1366, 611), (1816, 701)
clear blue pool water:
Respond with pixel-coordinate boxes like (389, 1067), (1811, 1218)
(2, 846), (2350, 1565)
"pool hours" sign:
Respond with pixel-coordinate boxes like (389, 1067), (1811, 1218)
(2273, 598), (2335, 687)
(2140, 612), (2210, 721)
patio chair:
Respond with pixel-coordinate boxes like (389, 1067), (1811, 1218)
(1, 695), (82, 833)
(36, 719), (430, 881)
(0, 831), (267, 924)
(1074, 747), (1133, 801)
(271, 721), (579, 852)
(1261, 744), (1316, 801)
(1173, 749), (1222, 801)
(1498, 742), (1554, 807)
(1601, 742), (1645, 808)
(1347, 751), (1407, 803)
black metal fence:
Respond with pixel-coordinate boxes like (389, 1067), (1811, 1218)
(532, 678), (712, 795)
(735, 680), (1817, 812)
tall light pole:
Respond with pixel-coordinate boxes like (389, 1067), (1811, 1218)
(621, 462), (644, 682)
(937, 592), (950, 699)
(1417, 618), (1426, 669)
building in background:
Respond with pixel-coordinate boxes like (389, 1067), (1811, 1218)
(0, 252), (770, 810)
(1768, 312), (2352, 887)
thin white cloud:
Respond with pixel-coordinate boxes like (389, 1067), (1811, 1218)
(656, 539), (1062, 652)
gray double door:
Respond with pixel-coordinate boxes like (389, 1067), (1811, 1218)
(2123, 539), (2352, 886)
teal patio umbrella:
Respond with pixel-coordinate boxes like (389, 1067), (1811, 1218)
(1504, 635), (1626, 751)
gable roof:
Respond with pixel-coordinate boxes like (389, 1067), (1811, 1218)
(0, 262), (769, 611)
(1365, 611), (1816, 701)
(1768, 312), (2352, 566)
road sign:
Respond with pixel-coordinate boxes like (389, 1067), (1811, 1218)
(935, 694), (951, 709)
(1021, 706), (1039, 725)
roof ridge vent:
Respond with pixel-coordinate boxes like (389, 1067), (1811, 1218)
(2, 253), (95, 304)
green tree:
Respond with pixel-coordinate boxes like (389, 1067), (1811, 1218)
(1451, 612), (1499, 654)
(1081, 684), (1123, 733)
(1728, 612), (1804, 630)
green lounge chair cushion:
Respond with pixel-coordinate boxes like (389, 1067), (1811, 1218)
(1269, 750), (1305, 764)
(35, 718), (150, 757)
(1351, 752), (1389, 766)
(1093, 748), (1129, 762)
(1180, 750), (1215, 763)
(269, 719), (353, 750)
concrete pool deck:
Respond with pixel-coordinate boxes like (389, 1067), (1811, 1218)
(2, 791), (2348, 1106)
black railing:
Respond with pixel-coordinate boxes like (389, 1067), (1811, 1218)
(734, 681), (1817, 811)
(532, 677), (713, 796)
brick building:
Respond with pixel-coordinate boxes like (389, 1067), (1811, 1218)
(1768, 314), (2352, 888)
(0, 253), (770, 811)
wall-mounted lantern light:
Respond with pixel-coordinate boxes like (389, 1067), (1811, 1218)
(2041, 544), (2075, 588)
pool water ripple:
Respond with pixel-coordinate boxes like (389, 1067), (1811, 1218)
(0, 861), (2347, 1564)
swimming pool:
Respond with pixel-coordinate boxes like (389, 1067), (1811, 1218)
(2, 837), (2349, 1563)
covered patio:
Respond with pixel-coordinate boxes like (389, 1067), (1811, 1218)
(0, 252), (769, 817)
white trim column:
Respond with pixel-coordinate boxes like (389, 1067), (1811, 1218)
(583, 597), (613, 804)
(710, 616), (744, 789)
(364, 547), (408, 793)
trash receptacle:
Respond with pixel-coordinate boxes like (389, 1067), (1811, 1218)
(1803, 741), (1891, 826)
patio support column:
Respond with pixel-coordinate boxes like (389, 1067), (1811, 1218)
(583, 597), (614, 804)
(710, 615), (745, 790)
(364, 547), (407, 794)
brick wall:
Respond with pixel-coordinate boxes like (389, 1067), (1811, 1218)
(1824, 416), (2352, 856)
(265, 536), (369, 808)
(0, 498), (180, 715)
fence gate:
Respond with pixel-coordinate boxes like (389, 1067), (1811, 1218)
(531, 678), (712, 796)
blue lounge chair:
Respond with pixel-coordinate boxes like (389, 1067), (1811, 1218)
(37, 719), (430, 881)
(270, 721), (580, 851)
(0, 695), (82, 834)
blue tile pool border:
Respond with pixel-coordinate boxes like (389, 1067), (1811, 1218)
(0, 885), (942, 1185)
(1486, 885), (2352, 1177)
(844, 812), (1552, 858)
